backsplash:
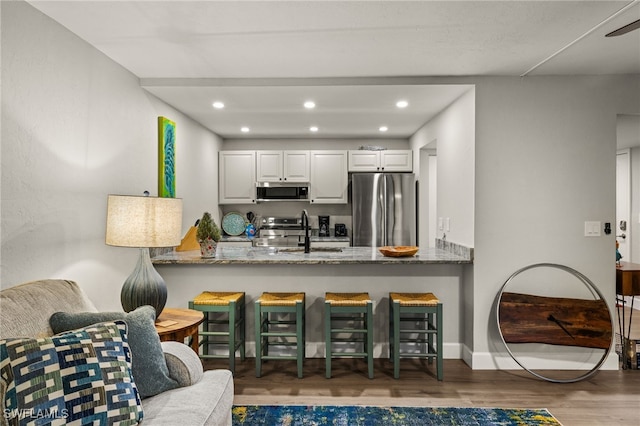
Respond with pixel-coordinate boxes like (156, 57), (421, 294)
(220, 202), (352, 236)
(436, 238), (474, 261)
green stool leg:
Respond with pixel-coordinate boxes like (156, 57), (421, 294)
(436, 303), (443, 381)
(366, 301), (374, 379)
(255, 301), (262, 378)
(240, 297), (246, 361)
(296, 300), (304, 379)
(228, 301), (236, 373)
(392, 300), (401, 379)
(388, 297), (393, 362)
(325, 301), (332, 379)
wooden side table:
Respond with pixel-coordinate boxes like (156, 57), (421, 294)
(155, 308), (204, 353)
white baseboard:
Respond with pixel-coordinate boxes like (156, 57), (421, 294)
(204, 342), (621, 371)
(468, 349), (620, 371)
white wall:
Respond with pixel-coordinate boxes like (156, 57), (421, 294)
(410, 88), (475, 248)
(0, 2), (223, 309)
(222, 138), (409, 151)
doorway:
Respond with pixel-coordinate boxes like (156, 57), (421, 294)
(616, 149), (631, 262)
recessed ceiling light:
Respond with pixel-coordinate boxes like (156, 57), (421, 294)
(304, 101), (316, 109)
(379, 126), (388, 132)
(396, 100), (408, 108)
(309, 126), (319, 132)
(241, 127), (250, 133)
(212, 101), (225, 109)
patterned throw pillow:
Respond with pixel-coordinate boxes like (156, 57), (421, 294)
(0, 321), (143, 426)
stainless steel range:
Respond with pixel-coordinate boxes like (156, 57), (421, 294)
(252, 216), (307, 247)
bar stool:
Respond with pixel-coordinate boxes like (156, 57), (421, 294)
(255, 292), (305, 378)
(389, 292), (443, 380)
(188, 291), (246, 374)
(324, 292), (374, 379)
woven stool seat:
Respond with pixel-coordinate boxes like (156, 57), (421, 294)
(258, 292), (305, 306)
(324, 292), (374, 379)
(189, 291), (246, 374)
(390, 292), (439, 306)
(193, 291), (245, 305)
(325, 292), (372, 306)
(255, 292), (306, 378)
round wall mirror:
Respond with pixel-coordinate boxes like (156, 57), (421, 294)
(496, 263), (613, 383)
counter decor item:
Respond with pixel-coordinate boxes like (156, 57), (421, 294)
(319, 215), (330, 237)
(245, 223), (257, 239)
(496, 263), (613, 382)
(176, 219), (200, 252)
(335, 223), (347, 237)
(222, 212), (247, 236)
(197, 212), (221, 258)
(379, 246), (419, 257)
(105, 193), (183, 317)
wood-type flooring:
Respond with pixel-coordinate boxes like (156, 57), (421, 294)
(204, 355), (640, 425)
(202, 307), (640, 425)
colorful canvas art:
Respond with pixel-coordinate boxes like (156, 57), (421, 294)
(158, 116), (176, 197)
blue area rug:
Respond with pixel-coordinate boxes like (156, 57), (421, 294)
(232, 405), (562, 425)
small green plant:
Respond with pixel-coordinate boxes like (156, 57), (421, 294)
(196, 212), (221, 242)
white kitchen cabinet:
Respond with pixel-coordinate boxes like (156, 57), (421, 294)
(256, 150), (310, 182)
(348, 150), (413, 172)
(219, 151), (256, 204)
(309, 150), (348, 204)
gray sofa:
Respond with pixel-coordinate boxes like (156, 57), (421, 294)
(0, 279), (234, 425)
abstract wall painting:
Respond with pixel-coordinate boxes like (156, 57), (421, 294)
(158, 116), (176, 198)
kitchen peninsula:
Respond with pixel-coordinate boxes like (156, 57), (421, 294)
(152, 240), (473, 361)
(152, 245), (471, 265)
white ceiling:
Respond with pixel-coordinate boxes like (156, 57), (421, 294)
(27, 0), (640, 140)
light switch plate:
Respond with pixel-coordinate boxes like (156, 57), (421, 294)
(584, 221), (601, 237)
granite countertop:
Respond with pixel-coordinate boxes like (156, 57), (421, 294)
(152, 245), (472, 265)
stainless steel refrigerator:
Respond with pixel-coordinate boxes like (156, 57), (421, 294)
(351, 173), (416, 247)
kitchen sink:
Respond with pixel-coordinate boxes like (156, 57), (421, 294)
(276, 247), (344, 253)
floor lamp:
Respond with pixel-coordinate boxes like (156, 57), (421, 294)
(106, 194), (182, 318)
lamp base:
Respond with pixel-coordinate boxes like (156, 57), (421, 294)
(121, 248), (167, 318)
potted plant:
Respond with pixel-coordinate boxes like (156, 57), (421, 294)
(196, 212), (221, 258)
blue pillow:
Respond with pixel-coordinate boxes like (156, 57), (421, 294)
(50, 305), (178, 398)
(0, 320), (143, 424)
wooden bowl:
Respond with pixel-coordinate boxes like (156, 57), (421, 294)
(379, 246), (419, 257)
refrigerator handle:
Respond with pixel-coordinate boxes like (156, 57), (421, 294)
(380, 174), (387, 246)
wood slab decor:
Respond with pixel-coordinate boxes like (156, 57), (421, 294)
(498, 292), (612, 350)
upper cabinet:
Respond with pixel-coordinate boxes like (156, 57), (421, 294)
(309, 150), (348, 204)
(219, 151), (256, 204)
(348, 150), (413, 172)
(256, 150), (310, 182)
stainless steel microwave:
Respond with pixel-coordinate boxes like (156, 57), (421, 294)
(256, 183), (309, 202)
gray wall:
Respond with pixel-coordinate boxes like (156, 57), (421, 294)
(472, 75), (639, 368)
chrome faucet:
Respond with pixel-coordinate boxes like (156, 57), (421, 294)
(301, 209), (311, 253)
